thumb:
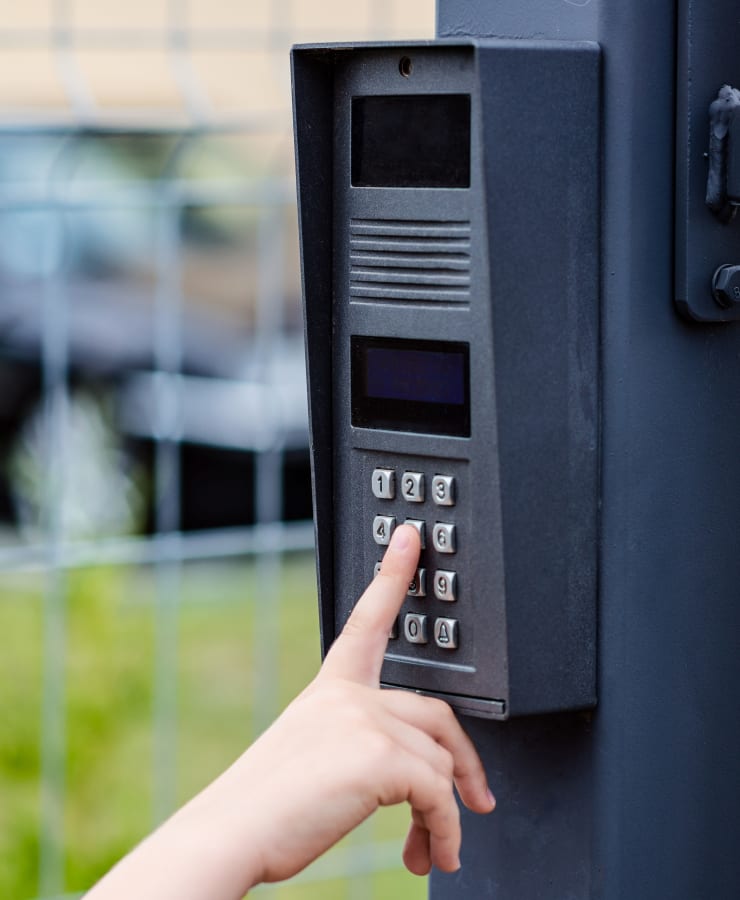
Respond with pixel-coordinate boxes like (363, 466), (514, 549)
(319, 524), (421, 686)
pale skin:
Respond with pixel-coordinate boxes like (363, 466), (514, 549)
(85, 525), (495, 899)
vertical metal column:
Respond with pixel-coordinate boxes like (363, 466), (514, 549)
(37, 179), (69, 900)
(152, 165), (185, 827)
(431, 2), (740, 899)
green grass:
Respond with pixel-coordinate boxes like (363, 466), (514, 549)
(0, 555), (427, 900)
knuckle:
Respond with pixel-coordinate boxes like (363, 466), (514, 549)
(438, 748), (455, 780)
(365, 730), (396, 765)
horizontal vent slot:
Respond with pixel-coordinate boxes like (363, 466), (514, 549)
(349, 218), (471, 304)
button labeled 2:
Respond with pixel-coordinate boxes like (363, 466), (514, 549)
(401, 471), (424, 502)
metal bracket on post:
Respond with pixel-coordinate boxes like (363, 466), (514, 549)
(675, 1), (740, 322)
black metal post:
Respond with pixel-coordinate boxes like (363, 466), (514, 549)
(432, 2), (740, 898)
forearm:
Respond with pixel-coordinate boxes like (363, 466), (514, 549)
(84, 780), (263, 900)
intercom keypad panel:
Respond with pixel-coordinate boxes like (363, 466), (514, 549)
(358, 450), (472, 669)
(293, 39), (600, 717)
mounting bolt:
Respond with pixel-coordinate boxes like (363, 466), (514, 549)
(711, 264), (740, 308)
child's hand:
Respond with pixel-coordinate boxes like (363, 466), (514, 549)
(214, 524), (495, 888)
(85, 525), (494, 900)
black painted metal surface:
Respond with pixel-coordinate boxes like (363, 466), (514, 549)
(432, 0), (740, 898)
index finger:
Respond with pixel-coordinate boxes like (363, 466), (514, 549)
(320, 524), (421, 686)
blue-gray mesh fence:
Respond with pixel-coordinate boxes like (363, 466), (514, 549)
(0, 3), (433, 899)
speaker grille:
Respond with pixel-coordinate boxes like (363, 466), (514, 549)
(349, 218), (471, 303)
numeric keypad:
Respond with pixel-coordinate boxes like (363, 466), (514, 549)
(370, 462), (462, 653)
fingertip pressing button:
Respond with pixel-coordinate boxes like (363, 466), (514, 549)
(404, 518), (426, 548)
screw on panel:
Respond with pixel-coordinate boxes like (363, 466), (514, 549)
(711, 264), (740, 308)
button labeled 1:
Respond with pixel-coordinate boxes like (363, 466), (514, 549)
(372, 468), (395, 500)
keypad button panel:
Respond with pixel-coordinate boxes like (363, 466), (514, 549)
(364, 455), (467, 659)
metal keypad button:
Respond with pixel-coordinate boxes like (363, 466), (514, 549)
(432, 475), (455, 506)
(407, 567), (426, 598)
(372, 468), (396, 500)
(373, 515), (396, 546)
(404, 613), (428, 644)
(433, 570), (457, 602)
(404, 518), (426, 548)
(432, 522), (456, 554)
(401, 471), (425, 502)
(434, 617), (459, 650)
(389, 617), (398, 639)
(374, 562), (382, 578)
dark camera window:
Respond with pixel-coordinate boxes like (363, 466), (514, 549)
(351, 94), (471, 189)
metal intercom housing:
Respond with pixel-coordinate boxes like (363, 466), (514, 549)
(292, 40), (600, 719)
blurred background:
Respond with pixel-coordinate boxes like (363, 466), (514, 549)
(0, 3), (434, 898)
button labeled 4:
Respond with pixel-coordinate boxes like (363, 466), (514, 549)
(373, 515), (396, 546)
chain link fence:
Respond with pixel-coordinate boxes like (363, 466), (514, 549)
(0, 3), (433, 898)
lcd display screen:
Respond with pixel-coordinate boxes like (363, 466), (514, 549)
(351, 336), (470, 436)
(351, 95), (471, 188)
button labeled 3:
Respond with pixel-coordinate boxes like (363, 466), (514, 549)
(432, 474), (455, 506)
